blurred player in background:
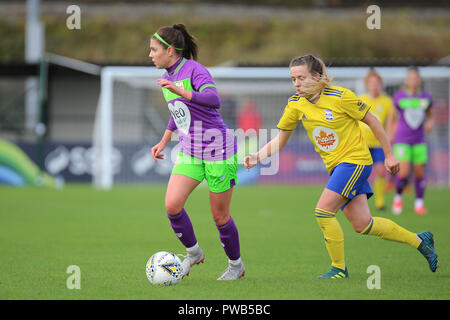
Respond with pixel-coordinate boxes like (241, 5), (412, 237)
(391, 67), (434, 215)
(236, 98), (263, 185)
(244, 54), (438, 278)
(359, 68), (394, 211)
(149, 24), (244, 280)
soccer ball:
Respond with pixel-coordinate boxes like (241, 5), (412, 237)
(145, 251), (184, 286)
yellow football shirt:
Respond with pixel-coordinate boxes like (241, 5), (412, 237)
(277, 86), (373, 173)
(358, 93), (393, 148)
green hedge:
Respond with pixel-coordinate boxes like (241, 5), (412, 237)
(2, 8), (449, 66)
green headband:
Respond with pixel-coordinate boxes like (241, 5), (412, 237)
(153, 33), (183, 51)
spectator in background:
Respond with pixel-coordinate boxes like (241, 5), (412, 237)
(391, 67), (434, 215)
(236, 98), (262, 185)
(359, 68), (394, 211)
(237, 98), (262, 133)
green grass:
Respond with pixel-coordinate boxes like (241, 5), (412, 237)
(0, 184), (449, 300)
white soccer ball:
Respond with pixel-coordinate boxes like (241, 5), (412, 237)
(145, 251), (184, 286)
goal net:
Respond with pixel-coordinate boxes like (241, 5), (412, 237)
(93, 66), (450, 189)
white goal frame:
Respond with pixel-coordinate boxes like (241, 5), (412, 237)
(94, 65), (450, 189)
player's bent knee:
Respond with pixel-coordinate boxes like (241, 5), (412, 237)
(212, 214), (230, 226)
(354, 218), (373, 234)
(165, 201), (183, 216)
(353, 224), (366, 234)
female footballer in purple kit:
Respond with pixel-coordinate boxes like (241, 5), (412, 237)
(391, 67), (434, 215)
(149, 24), (244, 280)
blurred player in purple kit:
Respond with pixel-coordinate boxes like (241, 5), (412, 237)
(391, 67), (434, 215)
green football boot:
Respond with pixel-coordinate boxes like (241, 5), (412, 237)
(316, 266), (349, 279)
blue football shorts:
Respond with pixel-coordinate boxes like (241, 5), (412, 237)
(326, 162), (374, 210)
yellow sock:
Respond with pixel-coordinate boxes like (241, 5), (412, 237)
(315, 208), (345, 270)
(360, 217), (420, 248)
(374, 177), (386, 209)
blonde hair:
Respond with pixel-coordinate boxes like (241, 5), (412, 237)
(289, 54), (332, 101)
(364, 67), (383, 87)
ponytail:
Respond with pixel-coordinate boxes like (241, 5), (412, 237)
(153, 24), (198, 60)
(289, 54), (332, 101)
(173, 24), (198, 61)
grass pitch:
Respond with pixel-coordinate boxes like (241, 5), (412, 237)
(0, 184), (448, 300)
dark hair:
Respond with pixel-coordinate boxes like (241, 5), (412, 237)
(153, 24), (198, 60)
(407, 65), (421, 78)
(289, 54), (332, 101)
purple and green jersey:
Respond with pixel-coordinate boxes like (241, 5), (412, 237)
(162, 57), (237, 161)
(393, 89), (433, 145)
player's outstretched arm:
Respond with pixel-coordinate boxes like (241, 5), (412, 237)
(362, 112), (399, 175)
(385, 111), (396, 144)
(244, 129), (292, 171)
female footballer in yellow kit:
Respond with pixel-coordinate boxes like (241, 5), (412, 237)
(359, 68), (394, 211)
(244, 54), (438, 278)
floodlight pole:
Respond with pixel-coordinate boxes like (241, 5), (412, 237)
(25, 0), (44, 128)
(26, 0), (45, 168)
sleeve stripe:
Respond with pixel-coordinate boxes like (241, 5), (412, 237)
(323, 93), (342, 97)
(288, 93), (300, 100)
(198, 83), (216, 92)
(288, 95), (301, 102)
(324, 88), (344, 93)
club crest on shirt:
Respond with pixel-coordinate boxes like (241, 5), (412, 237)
(175, 81), (185, 90)
(312, 126), (339, 152)
(325, 109), (334, 121)
(419, 98), (430, 109)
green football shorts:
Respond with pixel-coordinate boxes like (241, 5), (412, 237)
(171, 152), (238, 193)
(393, 143), (428, 164)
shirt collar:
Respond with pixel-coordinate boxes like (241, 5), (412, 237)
(166, 56), (184, 76)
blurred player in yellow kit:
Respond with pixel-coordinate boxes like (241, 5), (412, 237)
(359, 68), (394, 210)
(244, 54), (438, 278)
